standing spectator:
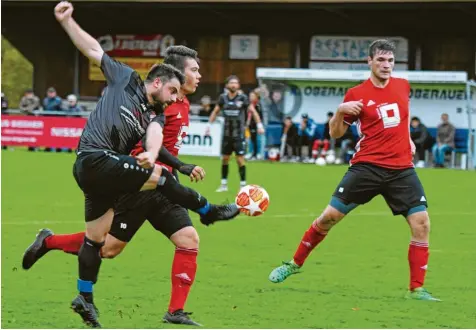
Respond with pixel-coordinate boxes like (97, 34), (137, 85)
(198, 95), (212, 117)
(246, 90), (264, 160)
(410, 116), (434, 168)
(432, 113), (455, 168)
(269, 90), (285, 124)
(1, 93), (9, 114)
(280, 116), (299, 161)
(312, 111), (334, 161)
(19, 89), (40, 115)
(43, 87), (62, 111)
(19, 89), (41, 151)
(298, 113), (317, 162)
(64, 94), (83, 115)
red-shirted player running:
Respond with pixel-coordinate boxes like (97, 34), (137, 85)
(269, 40), (440, 301)
(22, 46), (236, 326)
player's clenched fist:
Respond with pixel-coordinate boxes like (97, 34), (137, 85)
(135, 152), (156, 169)
(337, 100), (363, 117)
(54, 1), (74, 23)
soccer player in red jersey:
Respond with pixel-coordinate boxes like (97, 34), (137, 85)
(269, 39), (439, 301)
(22, 46), (237, 326)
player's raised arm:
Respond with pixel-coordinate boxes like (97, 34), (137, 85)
(54, 2), (103, 67)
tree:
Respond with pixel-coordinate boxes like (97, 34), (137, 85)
(1, 36), (34, 108)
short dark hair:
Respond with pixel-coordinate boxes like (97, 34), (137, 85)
(327, 111), (334, 117)
(145, 63), (185, 85)
(163, 46), (199, 73)
(411, 116), (420, 122)
(368, 39), (396, 58)
(226, 75), (240, 84)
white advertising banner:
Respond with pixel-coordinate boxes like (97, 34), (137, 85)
(179, 121), (223, 156)
(258, 79), (475, 129)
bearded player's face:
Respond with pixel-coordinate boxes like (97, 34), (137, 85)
(151, 78), (180, 106)
(368, 50), (395, 81)
(227, 79), (240, 93)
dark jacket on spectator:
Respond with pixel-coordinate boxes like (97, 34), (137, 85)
(65, 104), (83, 112)
(411, 123), (433, 145)
(282, 122), (298, 140)
(323, 122), (331, 140)
(1, 94), (8, 113)
(248, 102), (263, 132)
(43, 96), (62, 111)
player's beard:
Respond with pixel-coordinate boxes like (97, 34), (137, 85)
(228, 87), (238, 93)
(152, 88), (172, 107)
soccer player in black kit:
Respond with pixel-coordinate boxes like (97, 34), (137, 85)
(52, 2), (237, 327)
(206, 76), (264, 192)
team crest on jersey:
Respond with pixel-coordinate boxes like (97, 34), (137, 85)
(235, 101), (243, 108)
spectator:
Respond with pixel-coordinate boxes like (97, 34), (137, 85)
(246, 90), (264, 160)
(256, 85), (271, 125)
(64, 94), (83, 115)
(19, 89), (40, 115)
(269, 90), (285, 123)
(280, 116), (299, 161)
(298, 113), (317, 162)
(198, 95), (212, 117)
(410, 116), (434, 168)
(335, 126), (356, 165)
(1, 93), (8, 113)
(432, 113), (455, 168)
(1, 93), (7, 150)
(311, 111), (334, 161)
(19, 89), (41, 151)
(43, 87), (62, 111)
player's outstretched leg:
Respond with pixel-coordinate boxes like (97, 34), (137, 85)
(269, 201), (349, 283)
(22, 230), (86, 269)
(22, 228), (54, 269)
(405, 207), (440, 301)
(157, 169), (239, 224)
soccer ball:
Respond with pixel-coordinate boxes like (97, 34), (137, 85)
(235, 185), (270, 216)
(267, 148), (280, 161)
(315, 157), (327, 166)
(325, 153), (336, 164)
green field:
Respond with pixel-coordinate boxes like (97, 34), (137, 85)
(2, 150), (476, 329)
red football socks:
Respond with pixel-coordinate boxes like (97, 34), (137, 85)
(168, 247), (198, 313)
(45, 232), (85, 255)
(293, 225), (328, 267)
(408, 241), (429, 290)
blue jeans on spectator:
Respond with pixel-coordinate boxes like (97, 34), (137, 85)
(432, 143), (452, 165)
(248, 132), (264, 159)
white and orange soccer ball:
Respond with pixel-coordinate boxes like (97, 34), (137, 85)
(235, 184), (270, 217)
